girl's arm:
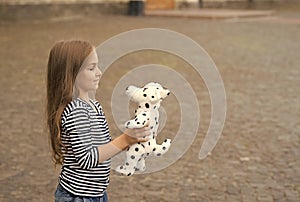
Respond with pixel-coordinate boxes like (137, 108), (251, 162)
(63, 105), (150, 166)
(94, 100), (150, 162)
(97, 127), (150, 163)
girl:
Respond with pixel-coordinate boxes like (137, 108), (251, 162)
(46, 40), (150, 202)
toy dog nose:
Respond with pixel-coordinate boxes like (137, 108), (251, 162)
(164, 89), (170, 96)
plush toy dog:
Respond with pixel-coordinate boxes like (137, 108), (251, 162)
(115, 82), (172, 176)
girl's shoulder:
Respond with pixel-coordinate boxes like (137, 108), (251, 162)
(62, 98), (90, 117)
(61, 98), (90, 130)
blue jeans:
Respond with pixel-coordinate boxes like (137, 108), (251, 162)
(55, 184), (108, 202)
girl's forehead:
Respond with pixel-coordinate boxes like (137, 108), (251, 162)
(79, 50), (98, 70)
(85, 49), (98, 64)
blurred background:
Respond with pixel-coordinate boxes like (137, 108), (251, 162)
(0, 0), (299, 201)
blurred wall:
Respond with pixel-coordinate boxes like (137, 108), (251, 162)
(0, 0), (285, 4)
(0, 1), (129, 22)
(0, 0), (294, 23)
(0, 0), (127, 4)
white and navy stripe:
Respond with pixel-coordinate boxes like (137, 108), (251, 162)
(59, 98), (111, 197)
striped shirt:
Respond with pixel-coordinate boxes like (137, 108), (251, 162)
(59, 97), (111, 197)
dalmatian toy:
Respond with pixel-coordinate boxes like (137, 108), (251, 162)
(115, 82), (172, 176)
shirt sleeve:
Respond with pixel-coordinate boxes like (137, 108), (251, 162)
(62, 107), (99, 169)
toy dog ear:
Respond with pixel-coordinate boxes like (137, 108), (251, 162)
(126, 85), (139, 99)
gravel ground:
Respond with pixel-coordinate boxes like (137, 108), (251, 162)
(0, 7), (299, 202)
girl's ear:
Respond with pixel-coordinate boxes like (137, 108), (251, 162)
(125, 85), (139, 98)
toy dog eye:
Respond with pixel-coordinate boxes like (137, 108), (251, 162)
(152, 96), (155, 98)
(143, 94), (147, 97)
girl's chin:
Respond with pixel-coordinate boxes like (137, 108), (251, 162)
(88, 86), (98, 91)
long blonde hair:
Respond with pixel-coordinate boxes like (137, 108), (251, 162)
(46, 40), (93, 165)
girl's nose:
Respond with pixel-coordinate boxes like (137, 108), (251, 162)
(96, 67), (102, 77)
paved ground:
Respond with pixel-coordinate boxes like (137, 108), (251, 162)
(145, 9), (275, 19)
(0, 6), (300, 202)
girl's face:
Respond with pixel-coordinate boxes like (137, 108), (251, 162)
(75, 49), (102, 94)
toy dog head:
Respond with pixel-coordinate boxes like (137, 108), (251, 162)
(126, 82), (170, 105)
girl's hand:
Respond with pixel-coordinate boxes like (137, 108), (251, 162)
(112, 126), (151, 151)
(123, 133), (148, 146)
(124, 126), (151, 139)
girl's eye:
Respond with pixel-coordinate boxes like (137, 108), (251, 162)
(89, 65), (96, 70)
(90, 64), (98, 70)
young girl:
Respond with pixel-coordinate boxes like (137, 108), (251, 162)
(46, 40), (150, 202)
